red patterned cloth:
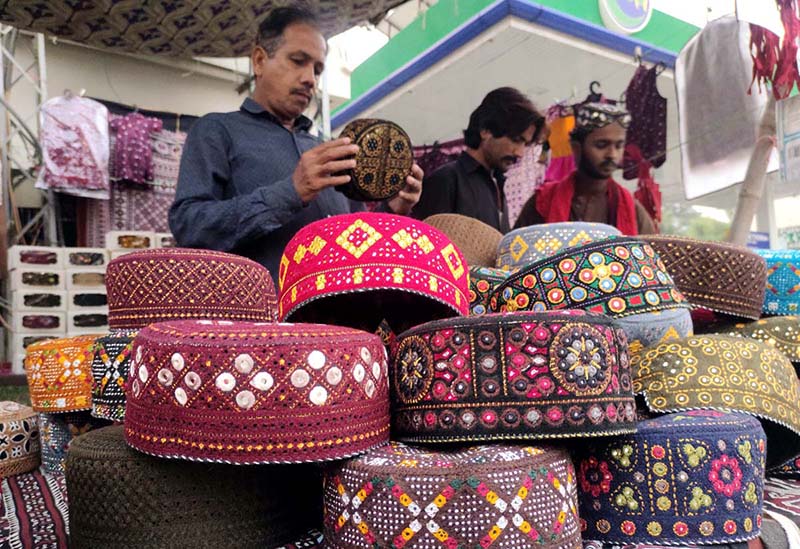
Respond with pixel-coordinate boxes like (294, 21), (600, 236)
(750, 0), (800, 99)
(278, 213), (469, 333)
(535, 172), (639, 236)
(110, 182), (175, 233)
(105, 248), (277, 330)
(0, 470), (69, 548)
(124, 320), (390, 463)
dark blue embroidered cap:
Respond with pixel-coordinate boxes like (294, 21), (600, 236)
(575, 410), (765, 546)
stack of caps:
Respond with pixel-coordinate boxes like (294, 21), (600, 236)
(0, 401), (39, 477)
(70, 245), (395, 547)
(489, 235), (693, 351)
(91, 248), (277, 421)
(633, 335), (800, 468)
(24, 333), (109, 472)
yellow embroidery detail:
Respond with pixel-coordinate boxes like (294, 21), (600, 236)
(392, 229), (435, 253)
(336, 219), (382, 258)
(441, 243), (465, 280)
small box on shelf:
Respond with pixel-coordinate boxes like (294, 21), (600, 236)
(7, 245), (64, 270)
(105, 231), (155, 250)
(10, 333), (61, 360)
(65, 268), (106, 290)
(67, 290), (108, 310)
(11, 290), (67, 311)
(10, 268), (66, 291)
(155, 233), (177, 248)
(67, 311), (109, 333)
(65, 248), (110, 269)
(12, 312), (67, 335)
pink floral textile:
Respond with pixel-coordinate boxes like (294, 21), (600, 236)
(36, 95), (110, 199)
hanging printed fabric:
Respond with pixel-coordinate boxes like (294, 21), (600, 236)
(110, 112), (163, 184)
(37, 94), (110, 199)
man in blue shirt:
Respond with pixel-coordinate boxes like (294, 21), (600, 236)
(169, 7), (423, 281)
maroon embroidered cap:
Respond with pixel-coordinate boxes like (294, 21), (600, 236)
(105, 248), (277, 330)
(124, 320), (390, 464)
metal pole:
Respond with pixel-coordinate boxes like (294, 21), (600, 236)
(321, 63), (331, 140)
(35, 33), (59, 246)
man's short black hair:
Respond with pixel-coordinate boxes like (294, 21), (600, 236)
(257, 6), (320, 56)
(463, 87), (544, 149)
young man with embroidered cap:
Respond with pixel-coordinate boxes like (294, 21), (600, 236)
(411, 87), (545, 233)
(169, 7), (423, 281)
(515, 102), (656, 235)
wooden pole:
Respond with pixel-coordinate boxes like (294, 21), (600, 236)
(728, 94), (777, 246)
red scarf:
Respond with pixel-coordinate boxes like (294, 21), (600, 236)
(535, 171), (639, 235)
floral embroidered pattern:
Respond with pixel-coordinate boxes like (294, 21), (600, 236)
(709, 455), (743, 497)
(575, 411), (765, 545)
(390, 311), (636, 442)
(490, 236), (688, 318)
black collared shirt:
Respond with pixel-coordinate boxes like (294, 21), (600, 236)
(411, 151), (510, 233)
(169, 98), (363, 281)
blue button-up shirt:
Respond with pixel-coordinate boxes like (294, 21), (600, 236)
(169, 98), (362, 281)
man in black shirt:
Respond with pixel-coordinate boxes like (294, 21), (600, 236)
(411, 87), (544, 233)
(169, 7), (423, 281)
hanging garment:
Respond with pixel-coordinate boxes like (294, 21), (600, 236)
(150, 129), (186, 189)
(36, 95), (110, 199)
(623, 64), (667, 180)
(748, 0), (800, 100)
(110, 112), (163, 184)
(504, 143), (545, 227)
(544, 108), (576, 183)
(628, 143), (662, 230)
(676, 15), (779, 199)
